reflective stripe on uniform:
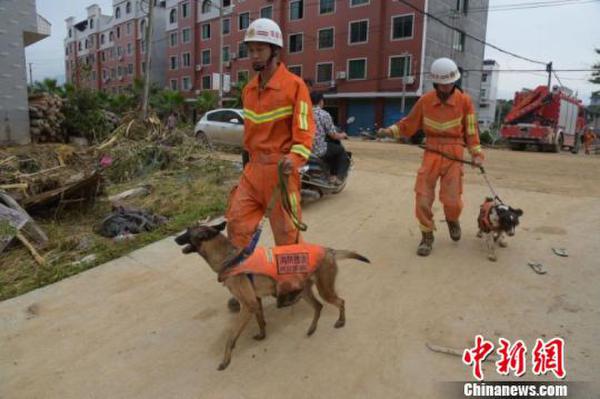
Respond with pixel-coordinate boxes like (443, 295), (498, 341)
(243, 106), (293, 124)
(470, 145), (482, 154)
(298, 101), (309, 131)
(466, 114), (477, 136)
(291, 144), (311, 159)
(423, 116), (462, 132)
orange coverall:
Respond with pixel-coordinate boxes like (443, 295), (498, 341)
(387, 89), (483, 232)
(226, 63), (315, 249)
(583, 130), (595, 154)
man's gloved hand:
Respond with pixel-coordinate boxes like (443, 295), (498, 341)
(471, 154), (483, 168)
(377, 128), (392, 138)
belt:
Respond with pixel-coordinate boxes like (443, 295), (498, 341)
(249, 152), (286, 164)
(425, 136), (465, 146)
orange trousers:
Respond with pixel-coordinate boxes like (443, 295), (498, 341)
(415, 144), (464, 232)
(226, 155), (302, 249)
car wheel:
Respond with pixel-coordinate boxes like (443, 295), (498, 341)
(195, 130), (213, 150)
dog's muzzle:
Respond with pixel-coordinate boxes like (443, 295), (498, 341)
(175, 230), (190, 245)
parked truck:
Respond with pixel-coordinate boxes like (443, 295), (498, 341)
(501, 85), (585, 153)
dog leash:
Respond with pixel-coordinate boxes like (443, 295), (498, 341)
(418, 145), (504, 204)
(222, 160), (306, 269)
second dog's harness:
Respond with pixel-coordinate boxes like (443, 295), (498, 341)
(218, 244), (326, 294)
(478, 199), (495, 233)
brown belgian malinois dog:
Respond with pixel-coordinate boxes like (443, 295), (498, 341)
(174, 217), (370, 370)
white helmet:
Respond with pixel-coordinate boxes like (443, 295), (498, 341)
(430, 57), (461, 85)
(243, 18), (283, 48)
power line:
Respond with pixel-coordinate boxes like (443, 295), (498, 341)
(435, 0), (600, 17)
(397, 0), (548, 66)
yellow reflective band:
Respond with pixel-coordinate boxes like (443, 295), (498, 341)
(470, 145), (482, 153)
(289, 193), (300, 224)
(291, 144), (311, 159)
(298, 101), (309, 131)
(243, 106), (293, 124)
(423, 117), (462, 131)
(467, 114), (477, 136)
(390, 124), (400, 137)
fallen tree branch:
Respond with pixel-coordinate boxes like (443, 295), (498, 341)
(16, 231), (45, 266)
(426, 342), (498, 362)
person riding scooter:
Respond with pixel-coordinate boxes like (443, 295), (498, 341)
(310, 91), (350, 185)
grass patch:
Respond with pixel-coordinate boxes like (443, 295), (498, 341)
(0, 159), (238, 301)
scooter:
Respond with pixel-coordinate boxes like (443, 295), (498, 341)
(299, 117), (355, 202)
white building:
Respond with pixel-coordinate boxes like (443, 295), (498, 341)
(478, 59), (500, 131)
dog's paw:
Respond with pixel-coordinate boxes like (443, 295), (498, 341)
(334, 319), (345, 329)
(253, 332), (266, 341)
(498, 240), (508, 248)
(307, 326), (317, 336)
(488, 254), (497, 262)
(217, 361), (230, 371)
(476, 231), (483, 238)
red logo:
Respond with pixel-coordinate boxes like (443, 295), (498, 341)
(462, 335), (495, 381)
(496, 338), (527, 377)
(532, 338), (566, 379)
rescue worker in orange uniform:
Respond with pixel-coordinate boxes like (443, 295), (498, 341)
(582, 127), (596, 155)
(225, 18), (315, 310)
(378, 58), (484, 256)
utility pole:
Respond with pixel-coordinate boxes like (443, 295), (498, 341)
(28, 63), (33, 85)
(401, 76), (407, 116)
(546, 61), (553, 89)
(218, 2), (224, 107)
(142, 0), (155, 119)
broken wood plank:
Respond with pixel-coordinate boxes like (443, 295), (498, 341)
(0, 191), (48, 246)
(0, 183), (29, 190)
(425, 342), (498, 362)
(16, 231), (45, 266)
(18, 165), (65, 179)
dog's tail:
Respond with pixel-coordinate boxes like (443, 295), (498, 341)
(332, 249), (371, 264)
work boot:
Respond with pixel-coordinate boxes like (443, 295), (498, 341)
(447, 221), (462, 242)
(227, 297), (240, 313)
(417, 232), (434, 256)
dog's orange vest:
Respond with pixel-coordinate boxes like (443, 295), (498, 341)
(218, 244), (327, 294)
(478, 199), (495, 233)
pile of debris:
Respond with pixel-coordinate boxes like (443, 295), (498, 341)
(29, 93), (66, 142)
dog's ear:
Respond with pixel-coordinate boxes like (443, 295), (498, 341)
(182, 244), (195, 254)
(512, 208), (524, 216)
(214, 221), (227, 232)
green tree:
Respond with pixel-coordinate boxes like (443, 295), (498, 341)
(150, 89), (185, 118)
(195, 91), (218, 117)
(30, 78), (65, 96)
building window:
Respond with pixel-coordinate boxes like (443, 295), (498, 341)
(116, 26), (121, 38)
(170, 56), (178, 70)
(289, 33), (303, 53)
(392, 15), (413, 40)
(142, 62), (146, 73)
(115, 7), (121, 19)
(348, 58), (367, 80)
(85, 39), (89, 49)
(90, 18), (94, 29)
(482, 73), (488, 82)
(118, 66), (123, 77)
(170, 79), (178, 90)
(239, 12), (250, 30)
(182, 28), (191, 43)
(237, 70), (249, 83)
(109, 31), (114, 41)
(127, 43), (132, 55)
(349, 20), (368, 44)
(481, 88), (487, 98)
(169, 9), (177, 23)
(201, 0), (211, 14)
(100, 34), (105, 44)
(223, 0), (231, 6)
(202, 75), (211, 89)
(222, 18), (230, 35)
(238, 42), (248, 59)
(127, 22), (131, 35)
(111, 68), (116, 79)
(453, 30), (465, 52)
(182, 76), (192, 91)
(170, 32), (178, 47)
(128, 64), (133, 75)
(389, 55), (411, 78)
(320, 0), (335, 14)
(261, 6), (273, 19)
(92, 71), (96, 80)
(318, 27), (334, 49)
(316, 63), (333, 83)
(69, 28), (72, 38)
(201, 24), (211, 40)
(223, 46), (230, 62)
(101, 51), (105, 61)
(456, 0), (469, 14)
(182, 52), (191, 67)
(350, 0), (369, 6)
(182, 2), (190, 18)
(141, 39), (146, 53)
(288, 65), (302, 77)
(290, 0), (303, 20)
(126, 1), (131, 14)
(140, 19), (146, 36)
(202, 49), (211, 65)
(117, 46), (122, 57)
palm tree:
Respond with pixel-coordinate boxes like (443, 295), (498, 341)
(196, 91), (218, 118)
(30, 78), (65, 96)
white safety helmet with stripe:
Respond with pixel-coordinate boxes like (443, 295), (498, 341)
(430, 57), (461, 85)
(243, 18), (283, 48)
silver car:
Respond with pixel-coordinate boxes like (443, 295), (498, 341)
(194, 108), (244, 147)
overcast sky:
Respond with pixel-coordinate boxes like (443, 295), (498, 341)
(25, 0), (600, 102)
